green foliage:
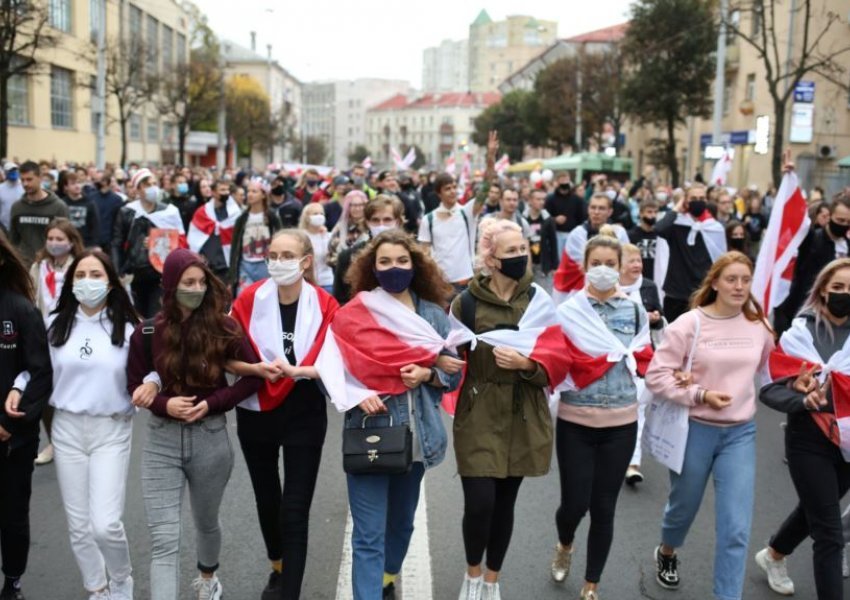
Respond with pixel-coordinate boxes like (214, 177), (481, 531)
(472, 90), (542, 161)
(347, 144), (370, 165)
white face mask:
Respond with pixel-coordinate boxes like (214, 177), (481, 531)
(586, 265), (620, 292)
(72, 278), (109, 308)
(308, 214), (326, 228)
(369, 224), (395, 237)
(144, 185), (160, 203)
(267, 258), (304, 287)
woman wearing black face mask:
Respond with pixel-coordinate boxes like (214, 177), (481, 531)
(322, 230), (461, 600)
(757, 258), (850, 600)
(451, 219), (558, 600)
(725, 221), (751, 259)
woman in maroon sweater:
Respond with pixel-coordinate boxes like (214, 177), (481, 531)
(127, 248), (262, 600)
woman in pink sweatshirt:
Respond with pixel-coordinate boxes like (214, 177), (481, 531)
(645, 251), (774, 600)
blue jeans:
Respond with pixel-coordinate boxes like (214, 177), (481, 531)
(661, 419), (756, 600)
(556, 231), (569, 260)
(346, 463), (425, 600)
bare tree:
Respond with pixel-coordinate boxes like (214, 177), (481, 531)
(103, 37), (153, 167)
(0, 0), (59, 157)
(727, 0), (850, 186)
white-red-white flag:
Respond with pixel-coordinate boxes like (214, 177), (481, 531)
(552, 225), (630, 305)
(457, 154), (471, 198)
(187, 197), (241, 267)
(495, 153), (510, 175)
(752, 170), (810, 317)
(361, 156), (372, 170)
(711, 149), (734, 185)
(314, 288), (467, 412)
(402, 146), (416, 169)
(444, 155), (456, 176)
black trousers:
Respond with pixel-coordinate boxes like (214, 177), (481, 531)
(131, 274), (163, 319)
(236, 401), (326, 600)
(770, 413), (850, 600)
(460, 476), (524, 572)
(663, 296), (691, 324)
(555, 419), (636, 583)
(0, 439), (37, 579)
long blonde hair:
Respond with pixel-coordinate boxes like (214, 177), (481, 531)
(689, 251), (770, 330)
(801, 258), (850, 340)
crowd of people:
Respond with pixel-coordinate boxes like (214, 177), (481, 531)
(1, 138), (850, 600)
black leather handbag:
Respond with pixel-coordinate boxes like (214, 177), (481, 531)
(343, 413), (412, 476)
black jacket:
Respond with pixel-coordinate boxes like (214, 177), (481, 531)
(61, 194), (101, 247)
(0, 289), (52, 449)
(639, 277), (664, 329)
(167, 194), (199, 233)
(776, 228), (839, 323)
(398, 188), (424, 234)
(654, 210), (713, 301)
(544, 190), (586, 233)
(527, 211), (560, 273)
(227, 208), (283, 289)
(111, 201), (170, 279)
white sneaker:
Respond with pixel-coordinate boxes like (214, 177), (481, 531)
(35, 443), (54, 465)
(481, 581), (501, 600)
(458, 573), (483, 600)
(89, 589), (111, 600)
(755, 548), (794, 595)
(109, 575), (133, 600)
(192, 575), (223, 600)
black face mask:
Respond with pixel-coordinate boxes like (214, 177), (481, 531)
(687, 200), (707, 218)
(642, 216), (656, 226)
(496, 255), (528, 281)
(271, 185), (286, 197)
(827, 292), (850, 319)
(558, 184), (571, 193)
(729, 238), (746, 251)
(829, 220), (850, 239)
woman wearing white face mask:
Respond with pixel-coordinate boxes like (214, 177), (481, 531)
(299, 203), (334, 294)
(28, 219), (85, 465)
(550, 234), (652, 600)
(227, 179), (282, 297)
(227, 230), (339, 600)
(45, 250), (139, 600)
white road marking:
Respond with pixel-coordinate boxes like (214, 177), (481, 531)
(335, 485), (433, 599)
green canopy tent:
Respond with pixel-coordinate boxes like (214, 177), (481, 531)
(542, 152), (634, 182)
(838, 155), (850, 169)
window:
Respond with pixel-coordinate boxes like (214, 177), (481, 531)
(176, 33), (187, 65)
(722, 79), (733, 116)
(147, 117), (159, 141)
(163, 122), (174, 142)
(49, 0), (71, 32)
(146, 16), (159, 72)
(745, 73), (756, 101)
(8, 59), (29, 126)
(50, 66), (73, 128)
(751, 7), (762, 36)
(90, 75), (98, 132)
(129, 5), (142, 51)
(89, 0), (104, 43)
(129, 114), (142, 141)
(161, 26), (173, 68)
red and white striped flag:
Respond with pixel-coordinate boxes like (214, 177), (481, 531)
(187, 197), (241, 267)
(314, 288), (467, 412)
(401, 146), (417, 169)
(361, 156), (372, 170)
(555, 291), (653, 391)
(494, 153), (510, 175)
(768, 317), (850, 459)
(752, 170), (810, 317)
(126, 200), (186, 236)
(457, 154), (471, 199)
(444, 284), (572, 414)
(552, 225), (630, 305)
(230, 279), (338, 412)
(390, 147), (406, 170)
(710, 148), (734, 186)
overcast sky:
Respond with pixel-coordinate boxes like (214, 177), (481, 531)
(193, 0), (635, 87)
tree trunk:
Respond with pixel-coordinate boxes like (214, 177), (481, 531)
(178, 126), (187, 167)
(771, 97), (787, 189)
(119, 118), (128, 168)
(0, 75), (8, 159)
(666, 118), (680, 188)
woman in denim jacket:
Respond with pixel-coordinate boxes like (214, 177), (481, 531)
(551, 234), (648, 600)
(338, 230), (463, 600)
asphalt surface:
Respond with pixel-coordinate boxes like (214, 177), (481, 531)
(24, 404), (840, 599)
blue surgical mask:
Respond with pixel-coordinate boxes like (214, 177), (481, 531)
(41, 181), (51, 191)
(373, 267), (414, 294)
(176, 182), (189, 195)
(6, 170), (18, 182)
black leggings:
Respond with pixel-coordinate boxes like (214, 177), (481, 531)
(555, 419), (636, 583)
(461, 476), (524, 572)
(770, 414), (850, 600)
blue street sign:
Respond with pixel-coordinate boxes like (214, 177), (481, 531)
(793, 81), (815, 103)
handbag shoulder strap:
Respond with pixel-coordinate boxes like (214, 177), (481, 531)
(685, 311), (701, 371)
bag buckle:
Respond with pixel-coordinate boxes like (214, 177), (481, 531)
(368, 449), (379, 462)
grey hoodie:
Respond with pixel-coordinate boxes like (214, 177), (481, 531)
(9, 191), (69, 264)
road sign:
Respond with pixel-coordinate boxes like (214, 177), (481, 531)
(793, 81), (815, 103)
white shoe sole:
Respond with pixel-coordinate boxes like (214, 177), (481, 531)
(654, 547), (679, 590)
(754, 550), (794, 596)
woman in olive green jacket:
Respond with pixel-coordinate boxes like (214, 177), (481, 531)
(452, 219), (554, 600)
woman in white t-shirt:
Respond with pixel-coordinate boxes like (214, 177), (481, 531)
(228, 179), (283, 296)
(299, 203), (334, 293)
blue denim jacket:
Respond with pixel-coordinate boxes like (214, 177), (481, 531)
(344, 294), (461, 469)
(561, 295), (646, 408)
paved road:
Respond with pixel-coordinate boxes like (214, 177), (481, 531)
(25, 404), (840, 599)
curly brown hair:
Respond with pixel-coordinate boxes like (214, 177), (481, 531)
(347, 229), (453, 307)
(159, 264), (242, 393)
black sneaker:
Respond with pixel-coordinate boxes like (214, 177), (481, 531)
(382, 582), (397, 599)
(655, 545), (680, 589)
(260, 571), (282, 600)
(0, 587), (25, 600)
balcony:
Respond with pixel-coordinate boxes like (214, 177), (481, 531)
(725, 44), (739, 71)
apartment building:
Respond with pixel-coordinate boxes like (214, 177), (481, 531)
(422, 39), (469, 93)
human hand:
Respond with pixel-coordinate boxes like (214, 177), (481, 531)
(400, 364), (431, 389)
(0, 425), (9, 442)
(648, 310), (661, 324)
(435, 354), (465, 375)
(791, 362), (818, 394)
(183, 400), (210, 423)
(493, 347), (533, 372)
(165, 396), (197, 420)
(131, 382), (158, 408)
(5, 389), (25, 418)
(555, 215), (567, 225)
(256, 360), (286, 382)
(487, 130), (499, 158)
(358, 395), (387, 415)
(704, 390), (732, 410)
(782, 148), (795, 174)
(673, 371), (693, 388)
